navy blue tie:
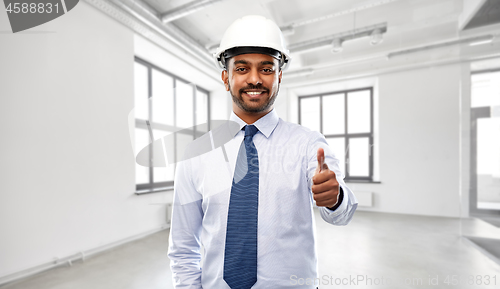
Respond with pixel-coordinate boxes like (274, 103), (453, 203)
(224, 125), (259, 289)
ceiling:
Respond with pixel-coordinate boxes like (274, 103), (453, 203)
(464, 0), (500, 30)
(98, 0), (500, 86)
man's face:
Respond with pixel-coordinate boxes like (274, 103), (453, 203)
(222, 53), (282, 114)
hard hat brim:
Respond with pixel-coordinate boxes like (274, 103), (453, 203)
(219, 46), (285, 69)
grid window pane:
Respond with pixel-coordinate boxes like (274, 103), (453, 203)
(152, 128), (170, 168)
(161, 130), (176, 167)
(348, 137), (370, 177)
(134, 59), (210, 189)
(176, 132), (194, 163)
(152, 129), (175, 182)
(476, 117), (500, 208)
(322, 93), (345, 135)
(176, 81), (194, 128)
(471, 72), (500, 108)
(299, 88), (373, 181)
(134, 63), (148, 120)
(154, 167), (168, 182)
(477, 118), (500, 176)
(326, 137), (345, 175)
(135, 128), (150, 184)
(155, 165), (176, 183)
(152, 69), (174, 126)
(300, 97), (320, 132)
(347, 90), (371, 133)
(152, 129), (170, 140)
(196, 89), (209, 132)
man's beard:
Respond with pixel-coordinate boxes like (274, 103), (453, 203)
(229, 82), (279, 113)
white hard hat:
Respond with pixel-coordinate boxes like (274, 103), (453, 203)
(214, 15), (292, 70)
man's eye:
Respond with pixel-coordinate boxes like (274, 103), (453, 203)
(235, 67), (246, 72)
(262, 68), (273, 73)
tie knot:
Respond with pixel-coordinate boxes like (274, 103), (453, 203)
(244, 125), (259, 138)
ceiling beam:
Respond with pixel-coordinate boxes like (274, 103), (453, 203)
(161, 0), (226, 23)
(283, 33), (499, 86)
(458, 0), (487, 31)
(280, 0), (399, 34)
(108, 0), (214, 67)
(282, 52), (500, 88)
(387, 34), (494, 59)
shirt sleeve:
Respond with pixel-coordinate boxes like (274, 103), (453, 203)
(306, 131), (358, 226)
(167, 158), (204, 289)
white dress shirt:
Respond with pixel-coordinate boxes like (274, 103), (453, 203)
(168, 109), (358, 288)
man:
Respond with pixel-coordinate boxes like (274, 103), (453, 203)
(168, 15), (357, 288)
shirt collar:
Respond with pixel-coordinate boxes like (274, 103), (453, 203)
(229, 109), (279, 139)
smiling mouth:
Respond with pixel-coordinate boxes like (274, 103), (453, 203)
(245, 91), (265, 96)
(242, 90), (269, 98)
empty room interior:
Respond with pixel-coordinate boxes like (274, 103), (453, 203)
(1, 0), (500, 288)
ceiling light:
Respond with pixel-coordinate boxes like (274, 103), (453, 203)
(387, 34), (495, 59)
(370, 28), (383, 45)
(469, 38), (493, 46)
(289, 22), (387, 54)
(161, 0), (225, 23)
(331, 38), (343, 53)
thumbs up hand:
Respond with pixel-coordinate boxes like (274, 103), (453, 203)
(312, 148), (340, 208)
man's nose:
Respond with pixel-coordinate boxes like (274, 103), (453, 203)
(246, 69), (262, 86)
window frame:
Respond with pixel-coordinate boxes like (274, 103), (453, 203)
(134, 56), (211, 193)
(469, 69), (500, 216)
(298, 87), (374, 182)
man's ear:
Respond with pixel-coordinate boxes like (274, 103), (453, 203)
(278, 69), (282, 84)
(221, 70), (229, 91)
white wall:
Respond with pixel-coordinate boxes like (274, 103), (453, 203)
(283, 64), (463, 217)
(356, 64), (461, 217)
(459, 63), (471, 218)
(0, 2), (169, 280)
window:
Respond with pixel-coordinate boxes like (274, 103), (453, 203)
(134, 57), (210, 193)
(471, 70), (500, 108)
(470, 70), (500, 213)
(299, 88), (373, 182)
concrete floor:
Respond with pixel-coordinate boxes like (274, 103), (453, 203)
(2, 210), (500, 289)
(479, 217), (500, 229)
